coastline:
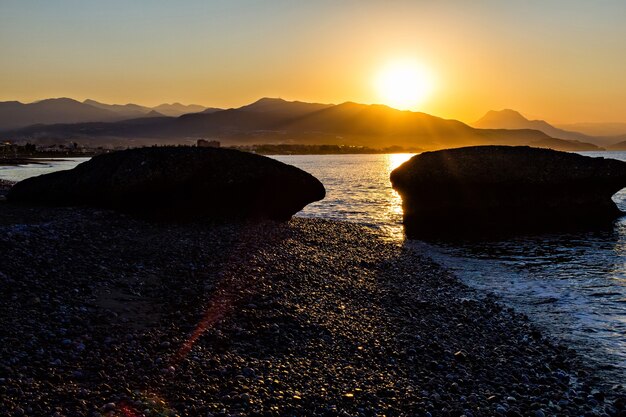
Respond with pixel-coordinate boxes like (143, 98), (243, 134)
(1, 202), (623, 416)
(0, 158), (75, 167)
(0, 179), (15, 188)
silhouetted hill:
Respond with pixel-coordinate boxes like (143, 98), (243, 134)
(528, 137), (602, 151)
(82, 99), (154, 118)
(200, 107), (224, 114)
(556, 122), (626, 137)
(276, 103), (566, 149)
(0, 98), (122, 130)
(239, 97), (333, 116)
(474, 109), (544, 129)
(0, 98), (216, 131)
(5, 99), (570, 151)
(606, 137), (626, 150)
(84, 99), (213, 118)
(473, 109), (602, 145)
(152, 103), (207, 117)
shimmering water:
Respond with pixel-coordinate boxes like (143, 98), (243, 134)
(273, 154), (412, 239)
(0, 158), (90, 182)
(3, 152), (626, 384)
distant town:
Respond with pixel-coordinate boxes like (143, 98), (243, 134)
(0, 139), (420, 165)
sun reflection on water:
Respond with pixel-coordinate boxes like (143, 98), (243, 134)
(272, 153), (416, 241)
(387, 153), (414, 171)
(385, 153), (415, 239)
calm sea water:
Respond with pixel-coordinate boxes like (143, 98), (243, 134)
(0, 158), (91, 182)
(2, 152), (626, 385)
(273, 154), (411, 240)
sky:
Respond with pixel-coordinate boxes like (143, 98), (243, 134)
(1, 0), (626, 124)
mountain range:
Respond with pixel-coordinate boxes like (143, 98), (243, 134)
(473, 109), (595, 142)
(473, 109), (626, 149)
(2, 97), (626, 151)
(0, 98), (211, 131)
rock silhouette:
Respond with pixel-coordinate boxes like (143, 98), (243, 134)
(391, 146), (626, 238)
(7, 147), (325, 221)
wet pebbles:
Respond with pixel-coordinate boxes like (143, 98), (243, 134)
(0, 203), (624, 416)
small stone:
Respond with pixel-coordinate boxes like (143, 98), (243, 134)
(27, 296), (40, 305)
(162, 366), (175, 374)
(506, 409), (522, 417)
(592, 390), (606, 402)
(102, 402), (116, 411)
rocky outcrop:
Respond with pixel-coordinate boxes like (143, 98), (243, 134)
(7, 147), (325, 221)
(390, 146), (626, 238)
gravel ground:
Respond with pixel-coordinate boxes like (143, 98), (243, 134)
(0, 201), (625, 417)
(0, 179), (15, 191)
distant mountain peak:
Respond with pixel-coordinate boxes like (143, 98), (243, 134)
(244, 97), (318, 108)
(491, 109), (524, 116)
(252, 97), (288, 104)
(152, 102), (207, 116)
(473, 108), (602, 147)
(477, 109), (529, 125)
(238, 97), (333, 115)
(36, 97), (82, 105)
(155, 102), (199, 108)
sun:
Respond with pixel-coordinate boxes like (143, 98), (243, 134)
(375, 60), (434, 111)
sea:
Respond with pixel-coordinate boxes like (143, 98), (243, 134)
(2, 152), (625, 386)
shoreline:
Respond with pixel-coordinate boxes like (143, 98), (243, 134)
(0, 157), (49, 166)
(0, 157), (76, 167)
(0, 202), (624, 416)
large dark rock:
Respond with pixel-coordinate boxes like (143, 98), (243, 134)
(7, 147), (325, 221)
(390, 146), (626, 238)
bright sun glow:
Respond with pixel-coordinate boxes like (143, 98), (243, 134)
(375, 61), (434, 110)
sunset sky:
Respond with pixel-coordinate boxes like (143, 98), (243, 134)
(1, 0), (626, 124)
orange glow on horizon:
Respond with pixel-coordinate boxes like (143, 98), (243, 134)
(2, 2), (626, 124)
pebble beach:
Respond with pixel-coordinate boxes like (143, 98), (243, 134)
(1, 195), (625, 416)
